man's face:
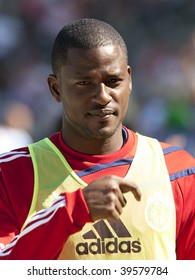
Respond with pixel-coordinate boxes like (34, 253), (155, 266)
(50, 45), (132, 140)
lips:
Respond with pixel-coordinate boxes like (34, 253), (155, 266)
(88, 108), (115, 118)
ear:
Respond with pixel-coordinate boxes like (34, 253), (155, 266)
(127, 66), (132, 94)
(47, 74), (61, 102)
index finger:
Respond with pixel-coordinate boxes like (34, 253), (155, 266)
(119, 179), (142, 201)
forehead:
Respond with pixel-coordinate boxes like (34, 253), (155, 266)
(61, 46), (127, 75)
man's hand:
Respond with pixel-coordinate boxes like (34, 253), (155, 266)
(82, 175), (141, 221)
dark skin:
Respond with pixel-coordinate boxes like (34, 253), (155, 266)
(48, 45), (141, 221)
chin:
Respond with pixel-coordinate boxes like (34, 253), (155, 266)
(88, 125), (119, 139)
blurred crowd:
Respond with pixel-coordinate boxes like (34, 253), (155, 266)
(0, 0), (194, 156)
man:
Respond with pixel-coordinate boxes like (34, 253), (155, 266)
(0, 18), (194, 260)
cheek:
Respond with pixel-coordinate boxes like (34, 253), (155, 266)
(119, 88), (130, 111)
(122, 97), (129, 116)
(62, 95), (85, 120)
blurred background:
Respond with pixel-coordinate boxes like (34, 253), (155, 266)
(0, 0), (194, 156)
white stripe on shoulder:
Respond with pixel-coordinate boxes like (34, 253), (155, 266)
(0, 151), (27, 157)
(0, 154), (31, 163)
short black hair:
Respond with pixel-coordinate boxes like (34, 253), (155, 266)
(51, 18), (128, 74)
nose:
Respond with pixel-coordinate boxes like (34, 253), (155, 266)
(93, 83), (112, 105)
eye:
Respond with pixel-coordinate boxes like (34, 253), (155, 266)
(76, 81), (92, 86)
(108, 78), (119, 83)
(107, 78), (122, 87)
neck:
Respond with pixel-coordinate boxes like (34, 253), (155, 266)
(61, 127), (124, 155)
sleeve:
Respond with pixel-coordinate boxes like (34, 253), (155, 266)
(0, 188), (92, 260)
(174, 172), (195, 260)
(163, 145), (195, 260)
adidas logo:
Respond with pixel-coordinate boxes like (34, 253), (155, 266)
(76, 219), (141, 255)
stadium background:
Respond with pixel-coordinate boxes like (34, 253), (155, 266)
(0, 0), (194, 156)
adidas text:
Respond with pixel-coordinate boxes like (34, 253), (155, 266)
(76, 238), (141, 255)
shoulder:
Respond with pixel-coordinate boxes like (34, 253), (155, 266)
(159, 141), (195, 176)
(0, 132), (61, 169)
(126, 128), (195, 172)
(0, 147), (31, 170)
(0, 146), (31, 166)
(0, 146), (33, 194)
(0, 146), (33, 227)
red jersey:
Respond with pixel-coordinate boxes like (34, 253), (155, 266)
(0, 127), (194, 259)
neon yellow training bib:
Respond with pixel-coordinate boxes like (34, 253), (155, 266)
(26, 133), (176, 260)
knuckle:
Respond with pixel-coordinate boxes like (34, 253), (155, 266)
(106, 206), (116, 217)
(104, 175), (118, 183)
(106, 192), (117, 203)
(106, 181), (119, 192)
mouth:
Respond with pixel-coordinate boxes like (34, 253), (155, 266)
(87, 109), (115, 120)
